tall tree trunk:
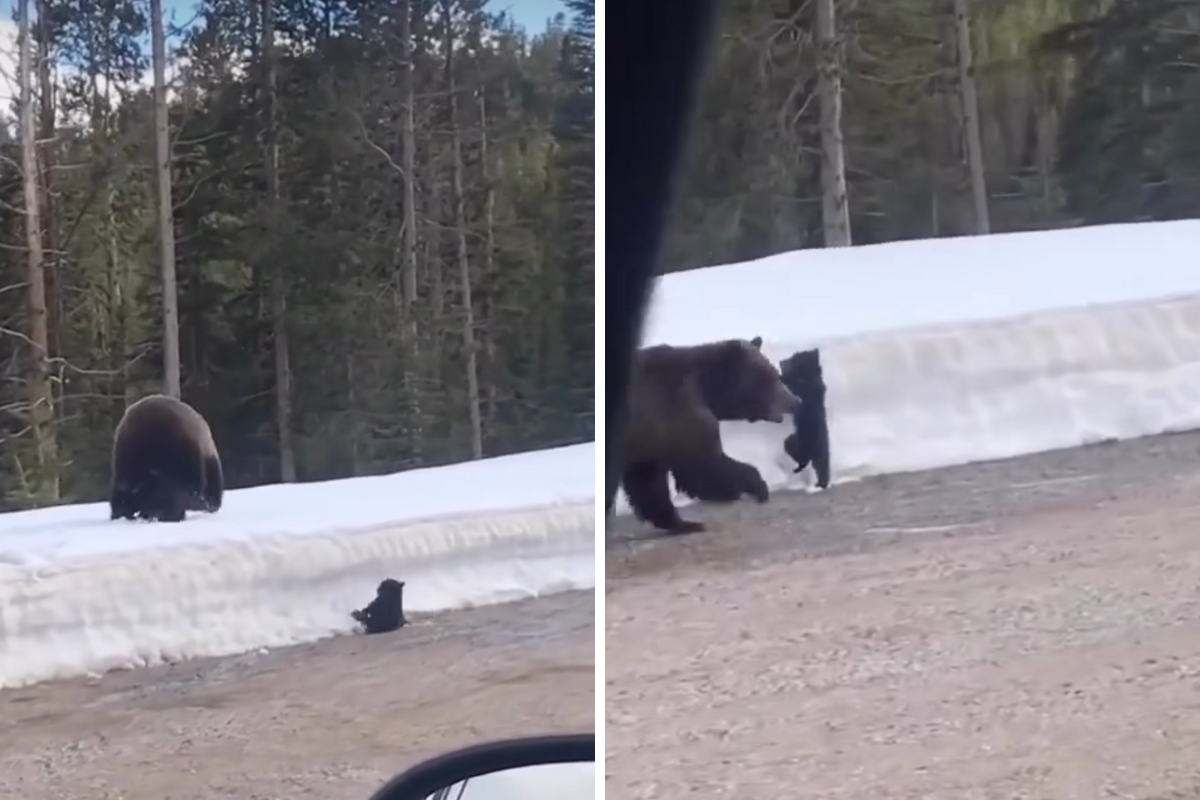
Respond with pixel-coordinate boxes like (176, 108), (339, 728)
(815, 0), (851, 247)
(35, 0), (60, 387)
(478, 88), (498, 429)
(18, 0), (58, 503)
(94, 63), (127, 419)
(150, 0), (181, 397)
(426, 166), (443, 371)
(952, 0), (990, 234)
(443, 1), (482, 459)
(261, 0), (296, 481)
(398, 0), (423, 455)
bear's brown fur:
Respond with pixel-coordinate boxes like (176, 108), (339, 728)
(619, 336), (800, 534)
(109, 394), (224, 523)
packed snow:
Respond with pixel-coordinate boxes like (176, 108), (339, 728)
(0, 443), (595, 563)
(642, 220), (1200, 346)
(0, 444), (595, 689)
(615, 220), (1200, 514)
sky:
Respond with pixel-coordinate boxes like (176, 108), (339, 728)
(0, 0), (570, 37)
(0, 0), (570, 103)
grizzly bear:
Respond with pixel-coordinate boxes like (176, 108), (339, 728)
(619, 336), (801, 534)
(109, 394), (224, 523)
(779, 348), (831, 489)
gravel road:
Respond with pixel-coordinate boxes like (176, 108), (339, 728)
(0, 589), (594, 799)
(606, 431), (1200, 800)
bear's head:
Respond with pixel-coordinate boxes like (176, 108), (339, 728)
(779, 348), (826, 407)
(697, 336), (801, 423)
(780, 348), (822, 383)
(378, 578), (405, 598)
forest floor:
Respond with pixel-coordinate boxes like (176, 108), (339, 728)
(0, 590), (595, 799)
(606, 430), (1200, 800)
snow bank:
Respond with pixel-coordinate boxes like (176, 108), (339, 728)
(0, 445), (595, 690)
(644, 220), (1200, 346)
(0, 443), (595, 562)
(615, 221), (1200, 513)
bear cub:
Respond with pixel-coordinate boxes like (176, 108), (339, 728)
(779, 348), (831, 490)
(352, 578), (408, 634)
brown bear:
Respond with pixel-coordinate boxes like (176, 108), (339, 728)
(619, 336), (801, 534)
(109, 394), (224, 523)
(779, 348), (831, 489)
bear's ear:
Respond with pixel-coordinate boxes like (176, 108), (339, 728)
(750, 336), (763, 349)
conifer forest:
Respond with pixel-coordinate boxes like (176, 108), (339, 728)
(5, 0), (1190, 511)
(665, 0), (1198, 271)
(0, 0), (595, 509)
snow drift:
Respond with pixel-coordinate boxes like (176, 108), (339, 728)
(0, 444), (595, 690)
(614, 220), (1200, 513)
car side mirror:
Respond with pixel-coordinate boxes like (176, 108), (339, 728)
(367, 733), (595, 800)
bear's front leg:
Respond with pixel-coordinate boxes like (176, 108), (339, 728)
(726, 458), (770, 503)
(670, 458), (743, 503)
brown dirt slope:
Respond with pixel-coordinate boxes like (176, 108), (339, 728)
(607, 431), (1200, 800)
(1, 589), (594, 800)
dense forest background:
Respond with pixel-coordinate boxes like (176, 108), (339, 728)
(665, 0), (1197, 270)
(0, 0), (595, 510)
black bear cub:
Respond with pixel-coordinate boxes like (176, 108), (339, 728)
(779, 348), (831, 490)
(352, 579), (408, 634)
(110, 394), (224, 523)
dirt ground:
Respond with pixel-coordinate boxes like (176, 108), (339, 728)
(0, 589), (594, 800)
(606, 430), (1200, 800)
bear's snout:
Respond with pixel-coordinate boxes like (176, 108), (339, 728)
(767, 385), (802, 422)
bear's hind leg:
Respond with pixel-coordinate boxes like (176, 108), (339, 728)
(109, 485), (138, 520)
(201, 454), (224, 512)
(158, 486), (188, 522)
(812, 422), (831, 489)
(782, 431), (812, 475)
(141, 473), (188, 522)
(623, 461), (704, 535)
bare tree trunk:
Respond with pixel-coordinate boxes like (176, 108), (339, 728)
(478, 89), (498, 428)
(426, 170), (443, 368)
(18, 0), (58, 502)
(149, 0), (181, 397)
(35, 0), (60, 380)
(261, 0), (296, 481)
(397, 0), (422, 454)
(398, 0), (419, 347)
(815, 0), (851, 247)
(952, 0), (990, 234)
(94, 64), (128, 417)
(107, 182), (126, 406)
(1036, 97), (1058, 213)
(443, 0), (483, 459)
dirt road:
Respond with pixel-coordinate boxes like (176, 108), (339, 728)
(0, 589), (594, 800)
(606, 431), (1200, 800)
